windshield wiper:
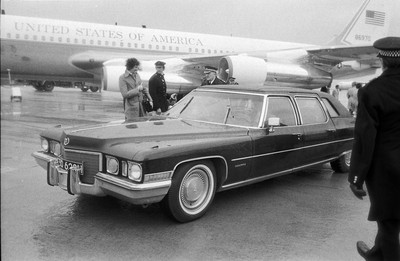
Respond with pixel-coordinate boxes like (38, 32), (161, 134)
(179, 96), (194, 115)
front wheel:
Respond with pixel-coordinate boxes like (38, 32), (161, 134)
(162, 160), (217, 223)
(330, 151), (351, 173)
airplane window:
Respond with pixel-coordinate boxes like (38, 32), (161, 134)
(105, 41), (109, 46)
(195, 48), (198, 53)
(112, 42), (116, 46)
(33, 35), (37, 41)
(98, 40), (101, 45)
(162, 46), (166, 50)
(7, 33), (11, 38)
(214, 50), (217, 54)
(128, 43), (131, 47)
(134, 43), (138, 48)
(220, 50), (223, 53)
(169, 46), (172, 51)
(59, 37), (62, 42)
(176, 47), (179, 51)
(141, 44), (145, 48)
(156, 45), (159, 50)
(208, 49), (211, 54)
(120, 42), (124, 47)
(42, 36), (46, 41)
(74, 39), (78, 44)
(82, 39), (86, 44)
(189, 48), (192, 52)
(50, 37), (54, 42)
(66, 38), (70, 43)
(24, 35), (29, 40)
(202, 49), (205, 53)
(16, 34), (20, 39)
(90, 40), (94, 45)
(148, 44), (152, 49)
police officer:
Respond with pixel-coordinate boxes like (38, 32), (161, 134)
(201, 66), (225, 85)
(349, 37), (400, 261)
(149, 61), (169, 114)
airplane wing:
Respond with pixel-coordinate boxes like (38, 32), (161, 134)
(306, 45), (381, 79)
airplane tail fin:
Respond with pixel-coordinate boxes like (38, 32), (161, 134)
(329, 0), (395, 45)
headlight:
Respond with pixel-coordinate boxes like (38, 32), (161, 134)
(106, 156), (119, 175)
(128, 162), (142, 181)
(50, 141), (61, 156)
(41, 138), (49, 152)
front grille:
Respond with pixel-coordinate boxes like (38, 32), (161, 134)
(64, 149), (102, 184)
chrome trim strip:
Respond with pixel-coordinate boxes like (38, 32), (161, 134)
(64, 149), (103, 171)
(221, 157), (337, 191)
(172, 155), (229, 184)
(96, 173), (171, 191)
(232, 137), (354, 161)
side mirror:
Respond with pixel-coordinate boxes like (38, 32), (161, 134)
(267, 117), (280, 133)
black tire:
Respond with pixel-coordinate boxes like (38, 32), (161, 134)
(43, 81), (55, 92)
(162, 160), (217, 223)
(81, 86), (89, 92)
(90, 86), (99, 92)
(330, 151), (351, 173)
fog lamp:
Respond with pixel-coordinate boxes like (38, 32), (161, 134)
(128, 162), (142, 181)
(106, 156), (119, 175)
(41, 138), (49, 152)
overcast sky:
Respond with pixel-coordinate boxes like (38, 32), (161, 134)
(1, 0), (399, 45)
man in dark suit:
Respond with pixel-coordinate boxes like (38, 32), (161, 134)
(349, 37), (400, 261)
(149, 61), (169, 114)
(201, 66), (226, 85)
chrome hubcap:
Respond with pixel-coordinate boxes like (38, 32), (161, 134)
(179, 166), (212, 214)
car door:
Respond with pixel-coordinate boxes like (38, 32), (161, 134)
(294, 95), (337, 166)
(249, 95), (304, 178)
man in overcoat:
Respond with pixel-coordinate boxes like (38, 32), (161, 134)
(348, 36), (400, 261)
(201, 66), (226, 85)
(149, 61), (169, 114)
(119, 58), (153, 121)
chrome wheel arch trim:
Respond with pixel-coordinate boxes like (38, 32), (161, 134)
(171, 155), (228, 188)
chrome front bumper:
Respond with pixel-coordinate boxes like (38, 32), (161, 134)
(32, 151), (171, 205)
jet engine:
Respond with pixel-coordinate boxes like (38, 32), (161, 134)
(218, 56), (332, 89)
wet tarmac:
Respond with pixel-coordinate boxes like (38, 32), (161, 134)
(1, 85), (375, 261)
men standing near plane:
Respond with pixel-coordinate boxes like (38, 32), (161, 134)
(201, 66), (226, 86)
(149, 61), (169, 114)
(332, 84), (340, 99)
(348, 37), (400, 261)
(347, 81), (359, 116)
(119, 58), (153, 121)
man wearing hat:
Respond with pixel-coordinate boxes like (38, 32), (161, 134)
(149, 61), (169, 114)
(348, 37), (400, 261)
(201, 66), (226, 86)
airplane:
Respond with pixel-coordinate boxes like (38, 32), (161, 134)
(0, 0), (396, 95)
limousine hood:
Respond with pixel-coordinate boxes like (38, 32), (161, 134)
(46, 119), (251, 160)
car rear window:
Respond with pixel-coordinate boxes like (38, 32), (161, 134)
(321, 98), (339, 117)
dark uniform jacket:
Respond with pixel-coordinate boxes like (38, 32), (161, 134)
(349, 67), (400, 221)
(201, 77), (226, 86)
(149, 72), (169, 112)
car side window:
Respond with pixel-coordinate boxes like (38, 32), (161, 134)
(322, 98), (339, 117)
(266, 96), (296, 126)
(296, 97), (327, 125)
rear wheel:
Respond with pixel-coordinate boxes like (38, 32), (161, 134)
(162, 160), (217, 223)
(90, 86), (99, 92)
(81, 85), (89, 92)
(43, 81), (55, 92)
(330, 151), (351, 173)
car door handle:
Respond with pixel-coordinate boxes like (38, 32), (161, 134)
(292, 133), (303, 140)
(327, 129), (336, 133)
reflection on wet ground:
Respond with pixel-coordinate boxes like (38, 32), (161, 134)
(1, 85), (124, 126)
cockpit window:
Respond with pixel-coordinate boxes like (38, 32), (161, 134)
(166, 90), (264, 127)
